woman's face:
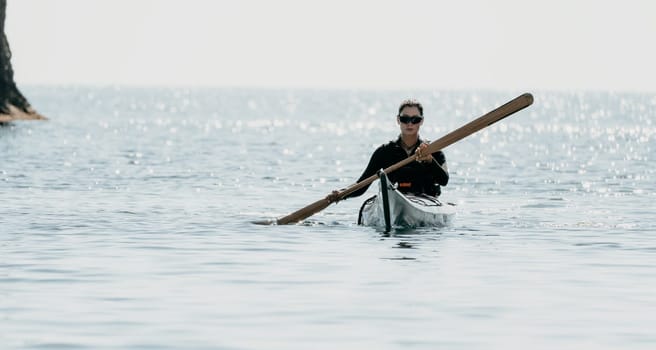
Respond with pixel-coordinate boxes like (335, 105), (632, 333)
(397, 106), (423, 137)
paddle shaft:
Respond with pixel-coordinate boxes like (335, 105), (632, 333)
(274, 93), (534, 225)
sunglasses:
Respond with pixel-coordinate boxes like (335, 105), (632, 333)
(399, 115), (423, 124)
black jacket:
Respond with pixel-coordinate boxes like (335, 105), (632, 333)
(345, 136), (449, 199)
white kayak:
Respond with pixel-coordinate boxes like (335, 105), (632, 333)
(357, 171), (455, 230)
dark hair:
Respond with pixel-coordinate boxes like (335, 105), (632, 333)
(398, 99), (423, 116)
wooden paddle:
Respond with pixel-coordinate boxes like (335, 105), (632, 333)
(260, 93), (534, 225)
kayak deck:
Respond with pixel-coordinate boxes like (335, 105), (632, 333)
(358, 171), (455, 230)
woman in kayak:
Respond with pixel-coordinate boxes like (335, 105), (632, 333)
(329, 99), (449, 202)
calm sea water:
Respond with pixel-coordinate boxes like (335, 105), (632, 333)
(1, 86), (655, 349)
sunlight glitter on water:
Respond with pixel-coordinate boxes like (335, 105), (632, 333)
(2, 87), (655, 350)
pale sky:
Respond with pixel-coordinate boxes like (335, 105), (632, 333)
(7, 0), (656, 92)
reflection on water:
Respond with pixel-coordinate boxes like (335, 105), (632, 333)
(1, 87), (655, 349)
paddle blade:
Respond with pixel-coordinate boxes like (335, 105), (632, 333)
(252, 219), (277, 225)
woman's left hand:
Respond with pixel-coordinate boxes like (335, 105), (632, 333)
(415, 143), (434, 163)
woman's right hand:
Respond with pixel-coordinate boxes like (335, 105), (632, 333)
(326, 190), (341, 203)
